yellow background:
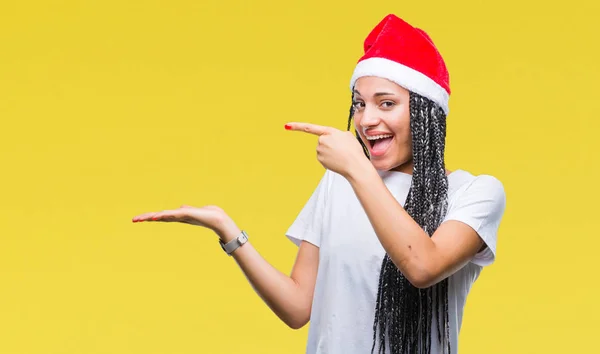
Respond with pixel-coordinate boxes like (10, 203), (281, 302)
(1, 0), (598, 353)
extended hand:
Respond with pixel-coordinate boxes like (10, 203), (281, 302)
(285, 122), (368, 178)
(132, 205), (238, 241)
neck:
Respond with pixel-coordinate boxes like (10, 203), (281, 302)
(390, 160), (414, 174)
(390, 160), (452, 176)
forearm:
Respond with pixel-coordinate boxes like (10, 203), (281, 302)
(219, 223), (311, 329)
(346, 165), (437, 287)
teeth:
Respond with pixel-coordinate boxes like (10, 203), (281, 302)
(366, 134), (393, 140)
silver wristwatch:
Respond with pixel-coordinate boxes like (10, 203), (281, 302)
(219, 230), (249, 256)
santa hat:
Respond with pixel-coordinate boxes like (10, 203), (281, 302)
(349, 14), (451, 115)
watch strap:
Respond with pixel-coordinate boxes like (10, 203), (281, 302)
(219, 230), (249, 256)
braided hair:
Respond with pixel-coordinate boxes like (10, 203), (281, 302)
(347, 91), (451, 354)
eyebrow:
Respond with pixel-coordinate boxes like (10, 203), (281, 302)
(353, 90), (396, 97)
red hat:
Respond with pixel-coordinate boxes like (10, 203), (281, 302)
(349, 14), (451, 114)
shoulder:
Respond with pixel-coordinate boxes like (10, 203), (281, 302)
(321, 169), (348, 190)
(447, 170), (507, 217)
(303, 169), (344, 206)
(452, 170), (506, 201)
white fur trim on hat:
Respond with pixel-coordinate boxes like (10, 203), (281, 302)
(349, 57), (450, 115)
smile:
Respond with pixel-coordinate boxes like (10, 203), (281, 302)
(366, 135), (395, 157)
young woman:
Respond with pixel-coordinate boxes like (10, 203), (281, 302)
(132, 14), (506, 354)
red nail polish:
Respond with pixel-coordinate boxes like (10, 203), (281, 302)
(285, 124), (291, 130)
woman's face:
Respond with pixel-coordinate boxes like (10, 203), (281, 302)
(352, 76), (413, 173)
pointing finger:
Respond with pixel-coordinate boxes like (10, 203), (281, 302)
(285, 122), (336, 136)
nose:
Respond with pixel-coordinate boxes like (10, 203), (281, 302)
(358, 105), (381, 129)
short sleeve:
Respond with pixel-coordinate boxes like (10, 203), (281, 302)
(285, 170), (332, 248)
(443, 175), (507, 267)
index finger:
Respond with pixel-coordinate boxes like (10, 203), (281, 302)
(285, 122), (336, 136)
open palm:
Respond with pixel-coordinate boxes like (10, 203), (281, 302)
(132, 205), (229, 234)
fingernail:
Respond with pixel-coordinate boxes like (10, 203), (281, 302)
(285, 124), (291, 130)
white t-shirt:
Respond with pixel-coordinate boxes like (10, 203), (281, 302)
(285, 168), (506, 354)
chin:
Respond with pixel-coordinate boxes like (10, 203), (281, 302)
(367, 142), (412, 172)
(371, 157), (412, 173)
(370, 158), (396, 171)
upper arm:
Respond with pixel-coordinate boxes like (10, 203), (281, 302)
(283, 171), (329, 326)
(289, 240), (320, 326)
(427, 220), (485, 284)
(425, 175), (507, 286)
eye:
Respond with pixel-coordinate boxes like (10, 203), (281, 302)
(352, 101), (365, 111)
(381, 101), (395, 108)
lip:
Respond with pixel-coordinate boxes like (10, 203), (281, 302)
(364, 130), (394, 137)
(367, 136), (395, 158)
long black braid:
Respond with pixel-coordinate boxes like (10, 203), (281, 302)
(347, 91), (450, 354)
